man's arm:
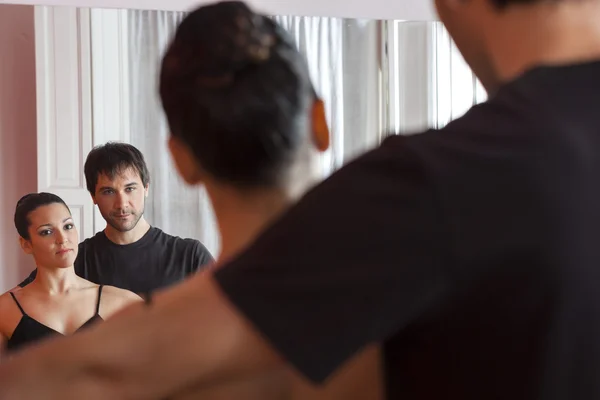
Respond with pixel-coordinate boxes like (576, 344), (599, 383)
(0, 271), (282, 399)
(192, 240), (215, 271)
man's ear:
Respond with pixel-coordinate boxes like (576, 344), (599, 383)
(311, 99), (330, 152)
(168, 136), (204, 185)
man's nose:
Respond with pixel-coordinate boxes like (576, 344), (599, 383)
(114, 193), (128, 209)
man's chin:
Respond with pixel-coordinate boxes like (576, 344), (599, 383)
(108, 221), (136, 233)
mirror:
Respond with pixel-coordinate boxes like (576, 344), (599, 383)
(85, 8), (485, 256)
(0, 4), (485, 290)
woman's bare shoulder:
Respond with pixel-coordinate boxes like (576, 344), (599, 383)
(101, 285), (142, 302)
(0, 290), (22, 338)
(99, 286), (142, 319)
(0, 290), (19, 312)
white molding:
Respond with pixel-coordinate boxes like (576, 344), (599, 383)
(90, 8), (131, 145)
(1, 0), (438, 22)
(35, 5), (94, 241)
(89, 8), (131, 234)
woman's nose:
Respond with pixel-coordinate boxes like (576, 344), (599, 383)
(55, 232), (68, 244)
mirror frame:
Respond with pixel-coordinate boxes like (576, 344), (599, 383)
(1, 0), (438, 21)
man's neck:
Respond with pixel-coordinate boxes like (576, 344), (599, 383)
(104, 218), (151, 245)
(489, 1), (600, 87)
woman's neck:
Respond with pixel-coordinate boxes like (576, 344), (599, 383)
(208, 185), (293, 263)
(30, 266), (82, 295)
(209, 146), (323, 263)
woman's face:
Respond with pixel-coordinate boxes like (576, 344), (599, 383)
(21, 203), (79, 270)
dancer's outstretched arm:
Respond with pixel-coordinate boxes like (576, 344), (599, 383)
(0, 272), (283, 400)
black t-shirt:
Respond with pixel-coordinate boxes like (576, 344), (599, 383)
(19, 227), (213, 295)
(214, 60), (600, 399)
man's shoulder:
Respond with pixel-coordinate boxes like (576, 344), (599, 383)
(150, 227), (198, 247)
(392, 91), (543, 168)
(78, 230), (106, 250)
(149, 228), (212, 259)
(147, 228), (214, 269)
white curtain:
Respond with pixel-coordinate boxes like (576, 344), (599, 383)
(431, 21), (487, 128)
(385, 21), (487, 134)
(273, 16), (381, 172)
(124, 10), (221, 255)
(122, 11), (382, 256)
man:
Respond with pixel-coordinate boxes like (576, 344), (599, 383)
(2, 0), (600, 398)
(17, 142), (213, 296)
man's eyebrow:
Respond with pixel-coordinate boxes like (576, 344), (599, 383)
(98, 182), (138, 192)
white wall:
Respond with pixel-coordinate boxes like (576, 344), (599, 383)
(0, 4), (38, 292)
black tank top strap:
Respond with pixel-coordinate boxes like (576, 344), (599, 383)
(9, 292), (26, 316)
(95, 285), (104, 315)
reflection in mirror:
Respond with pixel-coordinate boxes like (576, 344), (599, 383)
(92, 10), (388, 255)
(34, 7), (486, 257)
(385, 20), (487, 133)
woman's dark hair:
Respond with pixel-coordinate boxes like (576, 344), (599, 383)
(491, 0), (556, 8)
(14, 193), (70, 240)
(159, 1), (317, 187)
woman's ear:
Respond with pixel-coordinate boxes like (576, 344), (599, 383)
(311, 99), (330, 152)
(168, 136), (204, 185)
(19, 237), (33, 255)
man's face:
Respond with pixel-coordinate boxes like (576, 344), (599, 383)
(92, 167), (148, 232)
(435, 0), (500, 92)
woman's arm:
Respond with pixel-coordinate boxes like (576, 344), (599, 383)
(0, 333), (6, 362)
(0, 272), (282, 399)
(170, 344), (384, 400)
(0, 293), (15, 362)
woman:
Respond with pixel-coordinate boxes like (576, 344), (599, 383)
(159, 2), (384, 399)
(0, 193), (141, 356)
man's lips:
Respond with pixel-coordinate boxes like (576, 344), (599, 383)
(113, 214), (132, 220)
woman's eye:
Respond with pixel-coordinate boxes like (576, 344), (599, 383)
(64, 224), (74, 230)
(39, 230), (52, 236)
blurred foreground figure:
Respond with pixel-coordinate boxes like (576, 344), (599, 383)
(3, 0), (600, 398)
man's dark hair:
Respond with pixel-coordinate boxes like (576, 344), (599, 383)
(84, 142), (150, 195)
(159, 1), (317, 187)
(14, 192), (70, 240)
